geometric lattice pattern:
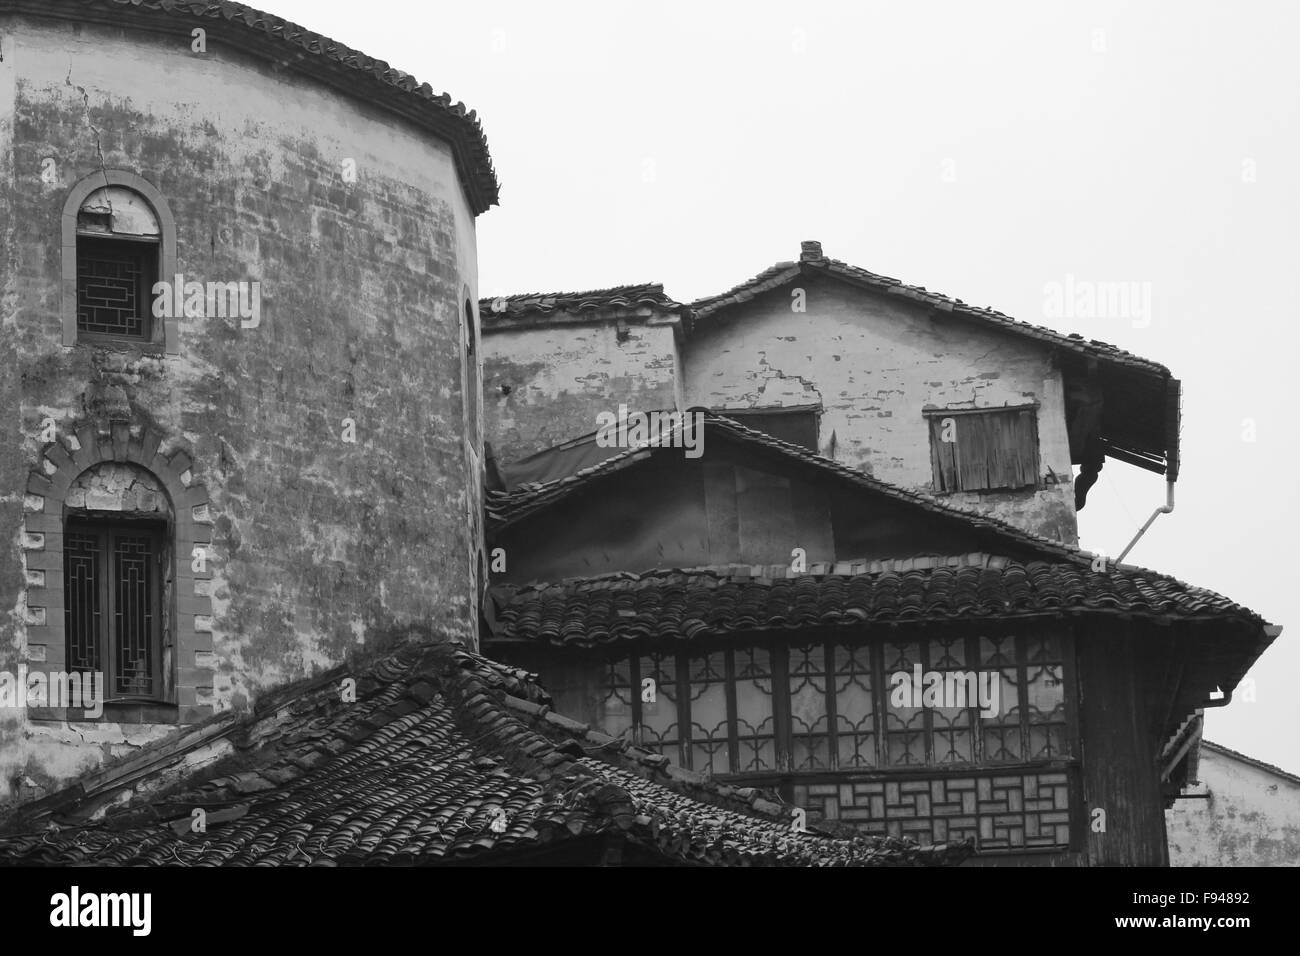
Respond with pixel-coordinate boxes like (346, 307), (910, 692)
(113, 534), (156, 696)
(76, 239), (153, 337)
(63, 522), (162, 700)
(598, 633), (1069, 777)
(793, 770), (1072, 850)
(64, 532), (102, 673)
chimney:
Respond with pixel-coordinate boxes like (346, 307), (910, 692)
(800, 240), (823, 262)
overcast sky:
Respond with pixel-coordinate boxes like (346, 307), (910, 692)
(267, 0), (1299, 772)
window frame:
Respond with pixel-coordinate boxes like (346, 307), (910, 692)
(64, 515), (167, 704)
(711, 404), (822, 451)
(587, 625), (1081, 853)
(62, 169), (178, 354)
(923, 403), (1042, 493)
(597, 627), (1075, 778)
(74, 233), (160, 346)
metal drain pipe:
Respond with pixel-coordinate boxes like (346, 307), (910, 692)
(1117, 480), (1175, 564)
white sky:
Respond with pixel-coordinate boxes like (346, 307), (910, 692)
(265, 0), (1299, 772)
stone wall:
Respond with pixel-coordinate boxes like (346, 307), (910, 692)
(0, 14), (481, 802)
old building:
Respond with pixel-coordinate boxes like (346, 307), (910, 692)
(0, 0), (492, 803)
(1166, 736), (1300, 867)
(0, 1), (975, 869)
(484, 241), (1182, 546)
(479, 251), (1280, 866)
(1, 640), (974, 866)
(0, 1), (1280, 869)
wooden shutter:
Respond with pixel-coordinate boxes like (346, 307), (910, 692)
(928, 407), (1039, 492)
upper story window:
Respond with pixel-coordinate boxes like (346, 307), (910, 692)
(75, 187), (161, 343)
(592, 632), (1069, 776)
(62, 171), (177, 353)
(924, 404), (1040, 493)
(714, 405), (820, 451)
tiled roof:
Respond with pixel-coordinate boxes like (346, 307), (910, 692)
(0, 643), (971, 867)
(1200, 740), (1300, 786)
(487, 412), (1086, 566)
(4, 0), (498, 214)
(481, 284), (686, 322)
(474, 245), (1173, 375)
(688, 245), (1172, 377)
(487, 555), (1269, 648)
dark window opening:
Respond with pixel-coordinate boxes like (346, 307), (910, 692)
(64, 518), (165, 701)
(76, 236), (158, 340)
(926, 405), (1040, 493)
(464, 299), (479, 434)
(714, 406), (820, 451)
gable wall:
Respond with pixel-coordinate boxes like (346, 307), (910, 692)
(683, 276), (1078, 545)
(483, 318), (679, 464)
(493, 440), (995, 584)
(1166, 747), (1300, 866)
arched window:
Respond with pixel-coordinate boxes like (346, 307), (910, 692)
(62, 170), (177, 352)
(63, 462), (174, 702)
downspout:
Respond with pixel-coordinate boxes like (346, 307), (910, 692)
(1117, 480), (1175, 564)
(1202, 624), (1283, 708)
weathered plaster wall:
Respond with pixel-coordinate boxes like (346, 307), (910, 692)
(683, 277), (1078, 544)
(1166, 747), (1300, 866)
(0, 15), (480, 801)
(0, 25), (27, 804)
(491, 439), (1030, 586)
(483, 319), (678, 464)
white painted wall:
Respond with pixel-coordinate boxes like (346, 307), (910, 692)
(683, 277), (1078, 543)
(1167, 744), (1300, 866)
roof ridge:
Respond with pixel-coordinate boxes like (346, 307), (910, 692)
(2, 0), (498, 213)
(488, 411), (1090, 565)
(0, 641), (447, 832)
(0, 642), (975, 866)
(480, 283), (687, 319)
(685, 252), (1171, 376)
(482, 282), (667, 301)
(1200, 739), (1300, 785)
(481, 667), (972, 865)
(487, 557), (1270, 650)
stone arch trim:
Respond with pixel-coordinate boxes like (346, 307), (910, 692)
(22, 420), (213, 724)
(61, 168), (179, 353)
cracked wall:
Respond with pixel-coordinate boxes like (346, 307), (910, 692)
(1166, 747), (1300, 867)
(683, 277), (1078, 544)
(0, 16), (481, 803)
(484, 319), (678, 464)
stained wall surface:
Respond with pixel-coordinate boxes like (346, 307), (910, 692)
(0, 15), (482, 802)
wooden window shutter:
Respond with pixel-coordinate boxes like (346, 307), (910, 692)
(928, 407), (1039, 492)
